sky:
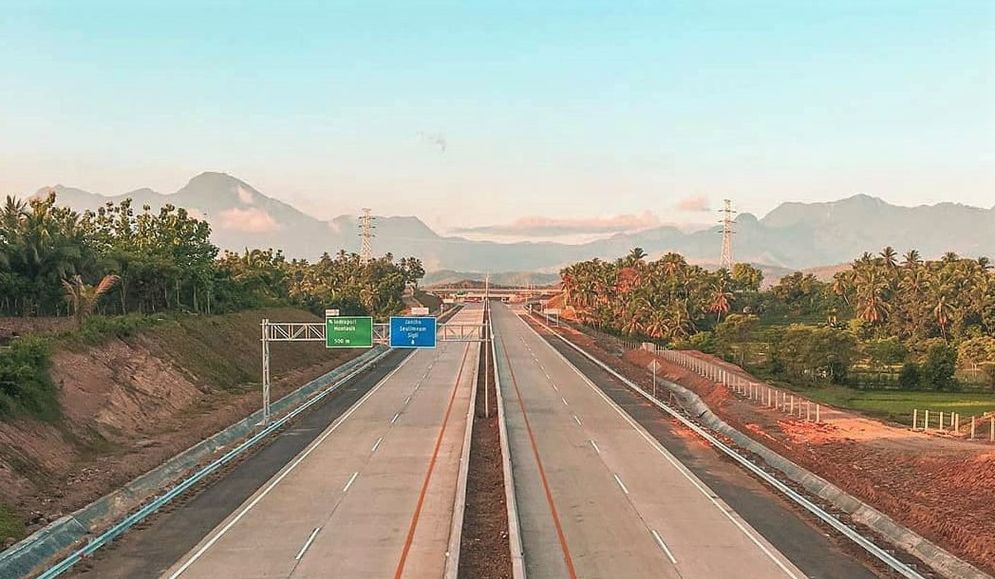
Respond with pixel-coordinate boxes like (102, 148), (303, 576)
(1, 0), (992, 241)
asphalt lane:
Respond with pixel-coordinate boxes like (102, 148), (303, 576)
(162, 305), (482, 579)
(525, 310), (879, 579)
(65, 347), (413, 579)
(492, 303), (807, 579)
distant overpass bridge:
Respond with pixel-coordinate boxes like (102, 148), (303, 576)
(426, 286), (561, 301)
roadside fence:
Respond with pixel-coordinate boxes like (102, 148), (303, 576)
(912, 409), (995, 441)
(659, 349), (823, 424)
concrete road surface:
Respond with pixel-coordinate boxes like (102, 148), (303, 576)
(492, 303), (805, 579)
(163, 305), (482, 579)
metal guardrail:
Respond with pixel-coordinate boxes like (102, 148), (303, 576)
(528, 313), (927, 579)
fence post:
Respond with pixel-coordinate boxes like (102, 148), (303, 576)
(971, 416), (976, 440)
(955, 413), (960, 433)
(913, 409), (918, 430)
(925, 409), (930, 431)
(939, 411), (944, 430)
(816, 404), (820, 423)
(991, 417), (994, 442)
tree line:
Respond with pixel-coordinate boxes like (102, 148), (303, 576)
(560, 247), (995, 390)
(0, 192), (425, 321)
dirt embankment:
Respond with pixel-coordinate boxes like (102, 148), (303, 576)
(0, 308), (358, 544)
(544, 319), (995, 575)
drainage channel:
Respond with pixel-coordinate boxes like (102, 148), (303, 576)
(457, 304), (515, 578)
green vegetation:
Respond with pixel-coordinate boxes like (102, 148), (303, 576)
(1, 193), (425, 320)
(0, 192), (427, 422)
(0, 503), (25, 542)
(0, 335), (59, 421)
(561, 247), (995, 404)
(783, 385), (995, 426)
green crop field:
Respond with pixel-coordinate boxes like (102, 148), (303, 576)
(785, 384), (995, 426)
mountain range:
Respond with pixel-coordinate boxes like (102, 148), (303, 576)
(37, 172), (995, 275)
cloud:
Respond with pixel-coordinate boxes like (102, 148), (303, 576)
(236, 185), (255, 205)
(675, 195), (710, 212)
(416, 131), (447, 153)
(218, 207), (281, 233)
(454, 211), (660, 237)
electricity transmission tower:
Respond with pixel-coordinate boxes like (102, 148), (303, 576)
(719, 199), (736, 269)
(359, 208), (376, 265)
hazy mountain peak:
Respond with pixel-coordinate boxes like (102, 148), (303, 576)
(32, 171), (995, 271)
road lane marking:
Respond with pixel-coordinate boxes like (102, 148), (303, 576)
(371, 436), (384, 453)
(651, 530), (678, 564)
(168, 351), (417, 578)
(590, 440), (601, 454)
(613, 473), (630, 495)
(498, 332), (578, 579)
(394, 343), (472, 579)
(343, 471), (359, 493)
(294, 527), (321, 561)
(391, 412), (400, 424)
(561, 397), (569, 406)
(573, 415), (582, 427)
(404, 395), (412, 405)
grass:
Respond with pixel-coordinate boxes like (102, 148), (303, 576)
(0, 335), (60, 422)
(0, 503), (25, 542)
(780, 383), (995, 426)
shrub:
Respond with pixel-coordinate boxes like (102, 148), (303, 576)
(898, 362), (921, 390)
(983, 363), (995, 392)
(920, 341), (958, 391)
(0, 336), (59, 421)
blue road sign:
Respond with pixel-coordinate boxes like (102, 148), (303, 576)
(389, 316), (438, 348)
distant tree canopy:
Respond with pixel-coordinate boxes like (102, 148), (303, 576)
(560, 246), (995, 389)
(0, 192), (424, 320)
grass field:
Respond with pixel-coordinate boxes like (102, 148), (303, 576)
(0, 503), (24, 542)
(783, 384), (995, 426)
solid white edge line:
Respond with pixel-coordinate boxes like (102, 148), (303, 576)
(167, 350), (417, 578)
(342, 471), (359, 493)
(517, 314), (801, 579)
(295, 527), (321, 561)
(612, 473), (629, 495)
(651, 529), (678, 565)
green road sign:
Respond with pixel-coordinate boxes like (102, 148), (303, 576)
(326, 316), (374, 348)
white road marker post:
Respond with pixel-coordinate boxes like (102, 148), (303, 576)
(816, 404), (820, 423)
(913, 409), (918, 430)
(925, 409), (930, 431)
(971, 416), (976, 440)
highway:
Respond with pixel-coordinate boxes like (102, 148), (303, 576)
(162, 305), (483, 579)
(492, 303), (805, 578)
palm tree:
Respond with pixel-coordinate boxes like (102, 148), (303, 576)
(902, 249), (922, 269)
(880, 246), (898, 269)
(62, 274), (120, 330)
(708, 281), (731, 321)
